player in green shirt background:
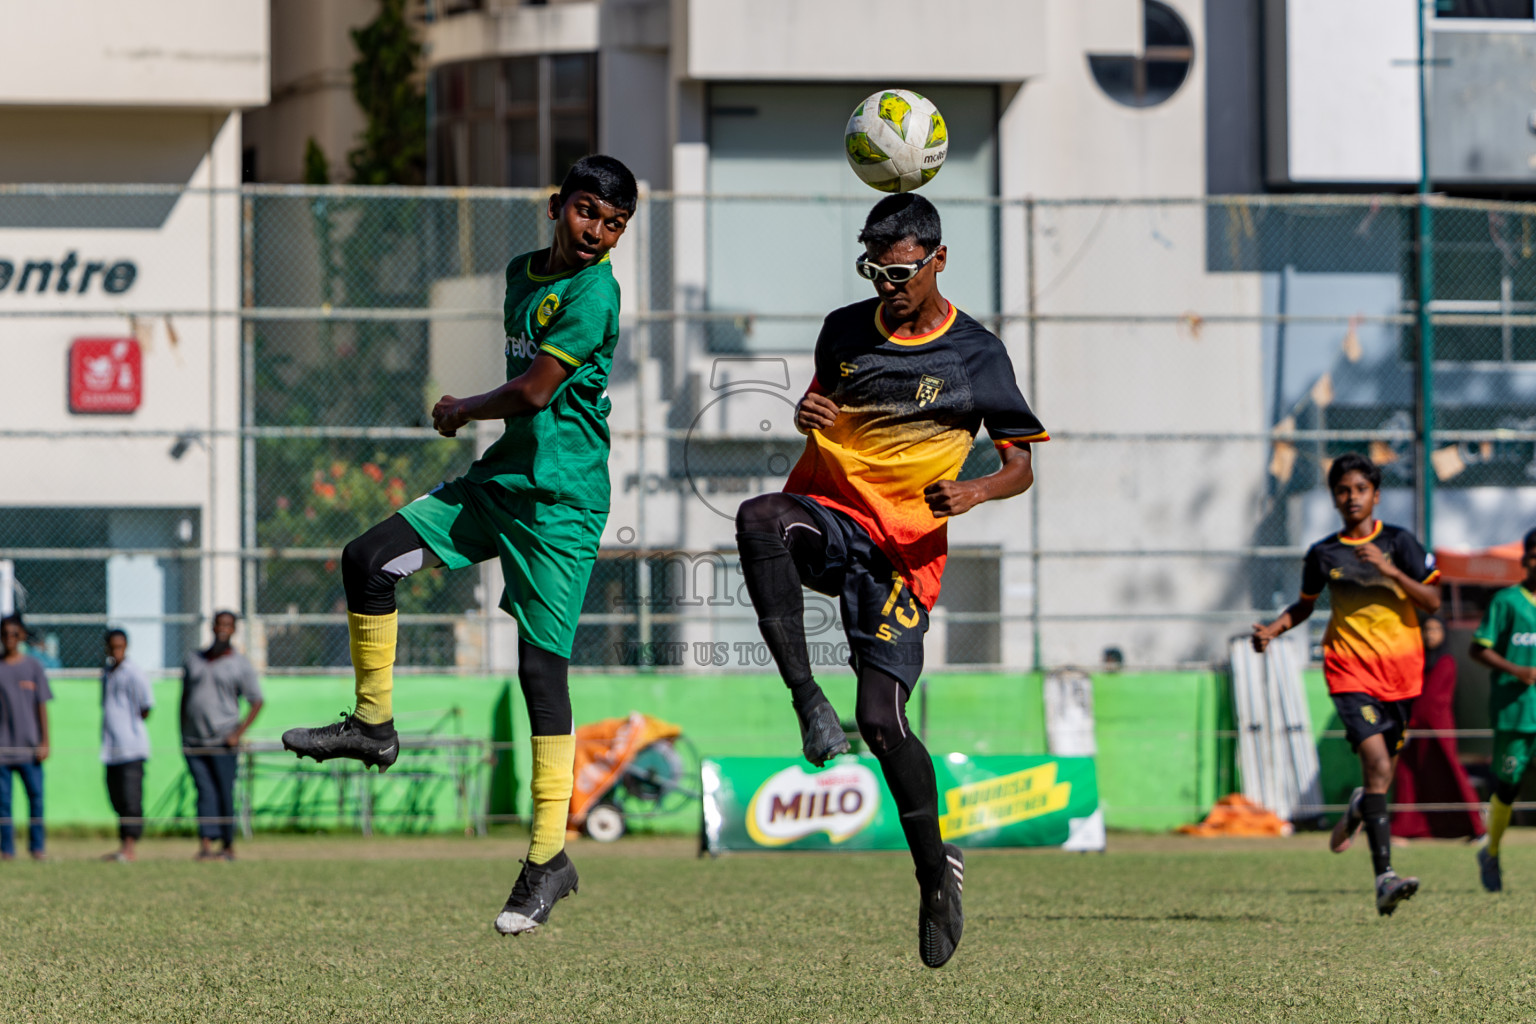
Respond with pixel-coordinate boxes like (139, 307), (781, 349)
(281, 155), (636, 934)
(1471, 527), (1536, 893)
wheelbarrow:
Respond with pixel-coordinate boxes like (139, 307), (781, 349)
(568, 712), (700, 842)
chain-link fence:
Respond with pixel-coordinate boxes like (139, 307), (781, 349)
(6, 185), (1536, 675)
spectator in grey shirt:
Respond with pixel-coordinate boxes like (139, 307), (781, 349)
(0, 614), (51, 860)
(101, 629), (154, 862)
(181, 611), (262, 861)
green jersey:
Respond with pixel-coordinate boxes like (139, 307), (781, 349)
(464, 249), (621, 511)
(1473, 584), (1536, 731)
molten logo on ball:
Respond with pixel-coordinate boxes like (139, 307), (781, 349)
(844, 88), (948, 194)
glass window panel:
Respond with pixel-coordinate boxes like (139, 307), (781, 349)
(1435, 0), (1533, 17)
(469, 119), (499, 185)
(1145, 0), (1192, 47)
(551, 54), (593, 105)
(1143, 59), (1190, 106)
(435, 122), (461, 185)
(1088, 57), (1137, 104)
(437, 65), (466, 116)
(1089, 2), (1192, 108)
(1434, 241), (1502, 301)
(706, 83), (999, 352)
(470, 60), (497, 112)
(506, 57), (538, 106)
(506, 116), (540, 186)
(552, 113), (594, 184)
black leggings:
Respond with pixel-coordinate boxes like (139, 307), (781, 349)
(853, 667), (916, 757)
(735, 494), (916, 755)
(736, 495), (943, 886)
(342, 515), (572, 735)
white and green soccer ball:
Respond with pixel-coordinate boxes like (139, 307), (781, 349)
(844, 89), (948, 193)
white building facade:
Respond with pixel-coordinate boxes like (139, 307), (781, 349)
(419, 0), (1536, 670)
(0, 0), (267, 669)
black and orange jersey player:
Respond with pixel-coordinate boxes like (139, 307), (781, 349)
(734, 194), (1046, 969)
(1252, 452), (1441, 917)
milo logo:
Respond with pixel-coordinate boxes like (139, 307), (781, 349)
(745, 763), (880, 846)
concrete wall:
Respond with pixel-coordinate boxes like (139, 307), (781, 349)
(242, 0), (376, 184)
(0, 113), (247, 656)
(681, 0), (1051, 82)
(0, 0), (267, 108)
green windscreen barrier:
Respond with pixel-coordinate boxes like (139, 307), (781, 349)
(26, 670), (1255, 834)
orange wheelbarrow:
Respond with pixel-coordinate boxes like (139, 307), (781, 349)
(568, 712), (700, 842)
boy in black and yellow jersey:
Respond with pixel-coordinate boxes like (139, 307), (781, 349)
(1253, 453), (1441, 915)
(282, 155), (637, 935)
(735, 194), (1047, 968)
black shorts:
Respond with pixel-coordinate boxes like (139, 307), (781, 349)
(1332, 692), (1416, 754)
(784, 494), (929, 690)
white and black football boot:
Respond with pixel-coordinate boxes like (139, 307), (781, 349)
(495, 852), (580, 936)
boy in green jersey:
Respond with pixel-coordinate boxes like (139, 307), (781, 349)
(282, 155), (636, 934)
(1471, 527), (1536, 893)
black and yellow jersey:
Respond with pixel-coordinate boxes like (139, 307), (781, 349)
(784, 298), (1047, 609)
(1300, 520), (1439, 701)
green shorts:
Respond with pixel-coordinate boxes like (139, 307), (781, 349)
(1493, 730), (1536, 788)
(397, 477), (605, 659)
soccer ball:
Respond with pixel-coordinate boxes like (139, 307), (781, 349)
(844, 89), (948, 193)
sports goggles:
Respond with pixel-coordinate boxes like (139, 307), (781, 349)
(855, 248), (938, 284)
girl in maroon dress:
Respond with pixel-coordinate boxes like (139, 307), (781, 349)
(1392, 617), (1486, 839)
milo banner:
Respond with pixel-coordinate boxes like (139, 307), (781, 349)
(701, 754), (1104, 854)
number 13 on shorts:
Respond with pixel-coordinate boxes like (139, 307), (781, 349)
(878, 572), (923, 642)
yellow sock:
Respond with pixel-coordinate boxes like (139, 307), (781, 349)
(528, 734), (575, 864)
(349, 611), (397, 725)
(1488, 796), (1514, 857)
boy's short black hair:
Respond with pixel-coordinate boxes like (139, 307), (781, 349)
(858, 194), (942, 255)
(1327, 452), (1381, 492)
(213, 609), (239, 624)
(557, 155), (638, 214)
(0, 613), (25, 633)
(1524, 527), (1536, 555)
(105, 628), (128, 644)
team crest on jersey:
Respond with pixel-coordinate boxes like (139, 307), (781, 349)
(1362, 705), (1379, 725)
(536, 293), (560, 326)
(1329, 567), (1344, 580)
(915, 375), (945, 407)
(839, 361), (859, 377)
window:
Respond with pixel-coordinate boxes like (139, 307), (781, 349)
(705, 83), (1000, 352)
(1435, 0), (1534, 18)
(1088, 0), (1195, 108)
(0, 507), (200, 670)
(431, 54), (596, 187)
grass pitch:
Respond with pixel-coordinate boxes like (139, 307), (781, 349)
(2, 832), (1533, 1023)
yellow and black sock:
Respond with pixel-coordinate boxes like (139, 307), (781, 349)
(528, 734), (575, 865)
(1488, 796), (1514, 857)
(349, 611), (397, 725)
